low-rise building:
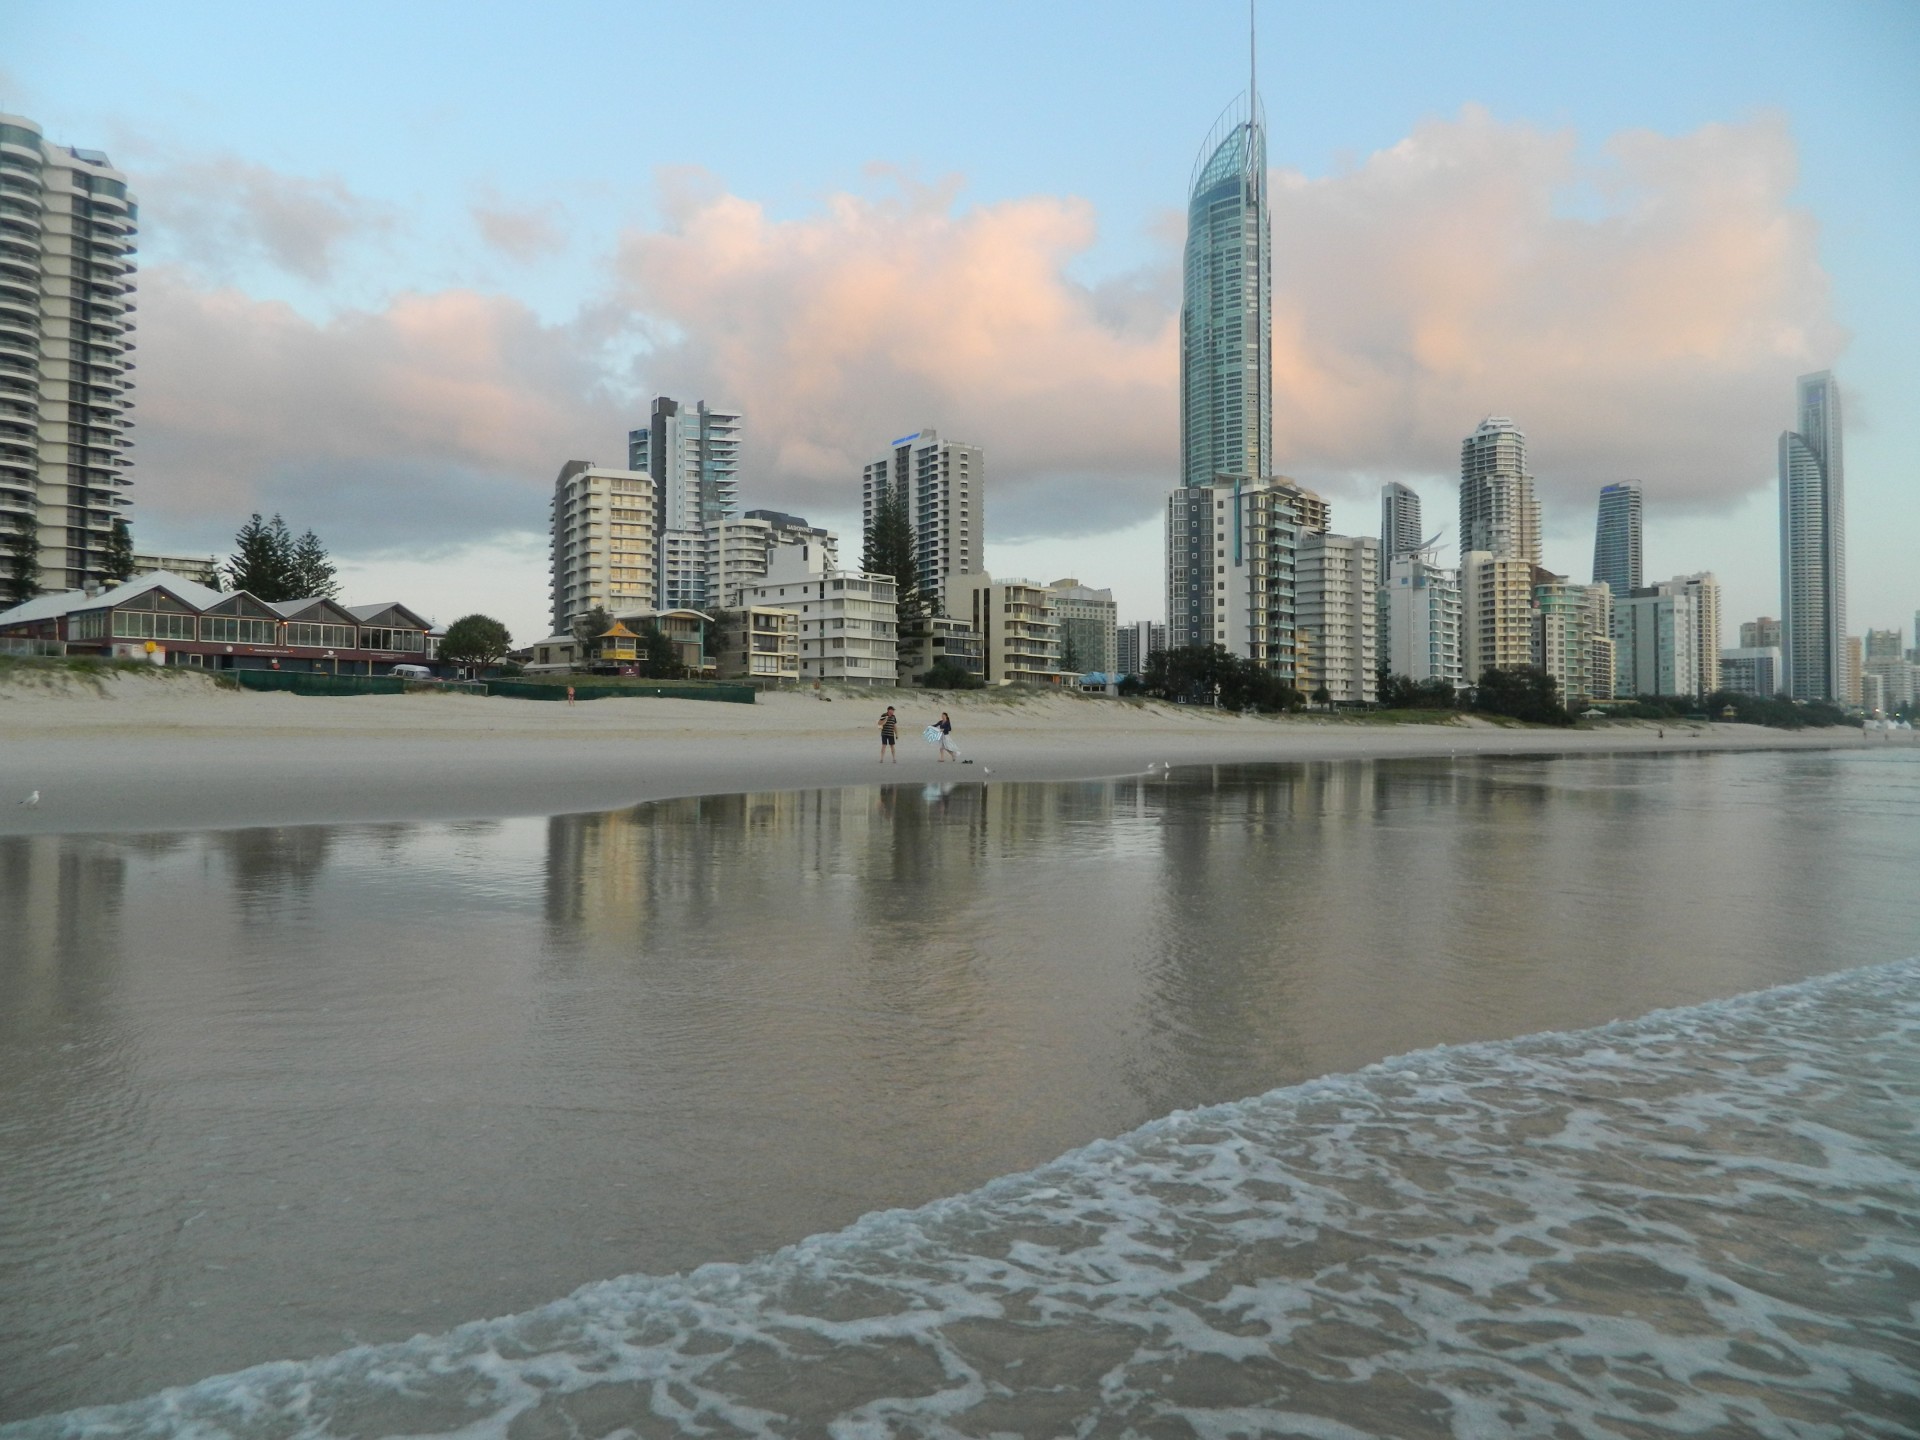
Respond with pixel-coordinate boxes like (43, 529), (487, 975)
(1046, 578), (1117, 677)
(897, 614), (985, 685)
(713, 607), (801, 684)
(0, 571), (435, 673)
(740, 543), (897, 686)
(948, 573), (1061, 686)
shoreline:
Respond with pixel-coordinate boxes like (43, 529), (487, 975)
(0, 675), (1891, 837)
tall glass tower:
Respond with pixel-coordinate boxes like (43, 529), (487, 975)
(1778, 370), (1845, 702)
(1180, 89), (1270, 489)
(1458, 417), (1541, 565)
(1380, 481), (1424, 562)
(1591, 481), (1642, 598)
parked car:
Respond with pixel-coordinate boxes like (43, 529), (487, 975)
(390, 664), (433, 681)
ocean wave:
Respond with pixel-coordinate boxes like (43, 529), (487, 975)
(13, 958), (1919, 1439)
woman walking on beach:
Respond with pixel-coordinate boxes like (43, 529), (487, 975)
(878, 705), (899, 763)
(934, 711), (955, 762)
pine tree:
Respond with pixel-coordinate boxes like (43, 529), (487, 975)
(862, 484), (925, 622)
(103, 516), (136, 583)
(287, 528), (338, 600)
(2, 513), (38, 608)
(226, 513), (297, 600)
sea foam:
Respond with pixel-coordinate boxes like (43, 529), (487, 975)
(11, 959), (1919, 1439)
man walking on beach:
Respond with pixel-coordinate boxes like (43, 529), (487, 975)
(878, 705), (899, 763)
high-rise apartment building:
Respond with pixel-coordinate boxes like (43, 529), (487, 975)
(548, 462), (656, 635)
(1167, 475), (1324, 680)
(628, 397), (741, 612)
(1295, 533), (1377, 704)
(1180, 85), (1270, 490)
(1379, 482), (1423, 565)
(1864, 629), (1902, 662)
(1459, 417), (1541, 567)
(1778, 371), (1846, 702)
(1842, 634), (1862, 707)
(1533, 573), (1613, 705)
(702, 510), (840, 610)
(1047, 578), (1117, 676)
(1379, 553), (1463, 689)
(1115, 620), (1167, 678)
(859, 428), (982, 605)
(1461, 551), (1536, 684)
(1612, 576), (1714, 698)
(1719, 647), (1783, 698)
(1591, 482), (1642, 599)
(1739, 616), (1782, 650)
(0, 116), (137, 597)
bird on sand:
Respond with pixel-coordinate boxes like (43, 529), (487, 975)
(19, 790), (39, 807)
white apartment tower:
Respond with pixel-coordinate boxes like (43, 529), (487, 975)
(1380, 552), (1464, 689)
(1459, 417), (1542, 567)
(742, 541), (898, 687)
(549, 462), (657, 634)
(0, 116), (137, 596)
(1295, 533), (1378, 704)
(859, 429), (982, 605)
(628, 397), (741, 612)
(1047, 578), (1118, 676)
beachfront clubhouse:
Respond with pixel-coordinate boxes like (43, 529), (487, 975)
(0, 571), (437, 675)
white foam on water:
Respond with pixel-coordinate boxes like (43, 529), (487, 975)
(10, 959), (1919, 1439)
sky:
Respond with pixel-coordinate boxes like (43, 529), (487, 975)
(5, 0), (1917, 648)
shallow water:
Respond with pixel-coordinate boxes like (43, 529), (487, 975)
(2, 748), (1917, 1432)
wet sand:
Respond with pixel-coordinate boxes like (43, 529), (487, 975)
(0, 672), (1882, 836)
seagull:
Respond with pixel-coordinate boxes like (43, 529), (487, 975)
(19, 790), (39, 807)
(983, 767), (994, 776)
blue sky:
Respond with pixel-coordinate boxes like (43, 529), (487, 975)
(6, 0), (1916, 646)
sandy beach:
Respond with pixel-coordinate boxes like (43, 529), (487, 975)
(0, 669), (1889, 836)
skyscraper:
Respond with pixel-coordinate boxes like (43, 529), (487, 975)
(1180, 53), (1270, 489)
(0, 115), (137, 597)
(859, 428), (983, 606)
(1379, 482), (1423, 564)
(1591, 481), (1642, 598)
(1778, 370), (1846, 702)
(1458, 417), (1541, 567)
(628, 398), (741, 612)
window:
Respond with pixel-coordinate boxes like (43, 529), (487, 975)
(287, 622), (354, 649)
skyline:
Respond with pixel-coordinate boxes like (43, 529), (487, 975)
(5, 0), (1916, 647)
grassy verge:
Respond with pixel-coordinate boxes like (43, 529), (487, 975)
(0, 655), (237, 691)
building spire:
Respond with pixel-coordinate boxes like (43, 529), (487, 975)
(1249, 0), (1258, 126)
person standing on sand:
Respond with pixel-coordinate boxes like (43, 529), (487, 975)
(934, 711), (955, 762)
(878, 705), (899, 762)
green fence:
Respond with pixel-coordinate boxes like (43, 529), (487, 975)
(487, 679), (756, 705)
(233, 670), (411, 697)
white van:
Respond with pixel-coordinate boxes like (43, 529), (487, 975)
(390, 664), (433, 681)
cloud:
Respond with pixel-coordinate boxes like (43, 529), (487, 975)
(138, 156), (388, 282)
(472, 192), (566, 263)
(130, 266), (629, 552)
(127, 109), (1839, 567)
(610, 172), (1178, 536)
(1269, 106), (1841, 517)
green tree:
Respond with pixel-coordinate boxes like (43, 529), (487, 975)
(438, 613), (513, 672)
(633, 618), (682, 678)
(571, 604), (614, 659)
(226, 513), (296, 600)
(1141, 644), (1302, 713)
(1472, 666), (1574, 726)
(286, 528), (338, 599)
(2, 512), (38, 607)
(917, 660), (985, 690)
(1060, 631), (1083, 675)
(862, 483), (925, 622)
(103, 516), (136, 583)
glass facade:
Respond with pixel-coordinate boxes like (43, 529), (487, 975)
(1180, 95), (1270, 490)
(1591, 481), (1643, 599)
(1778, 371), (1846, 702)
